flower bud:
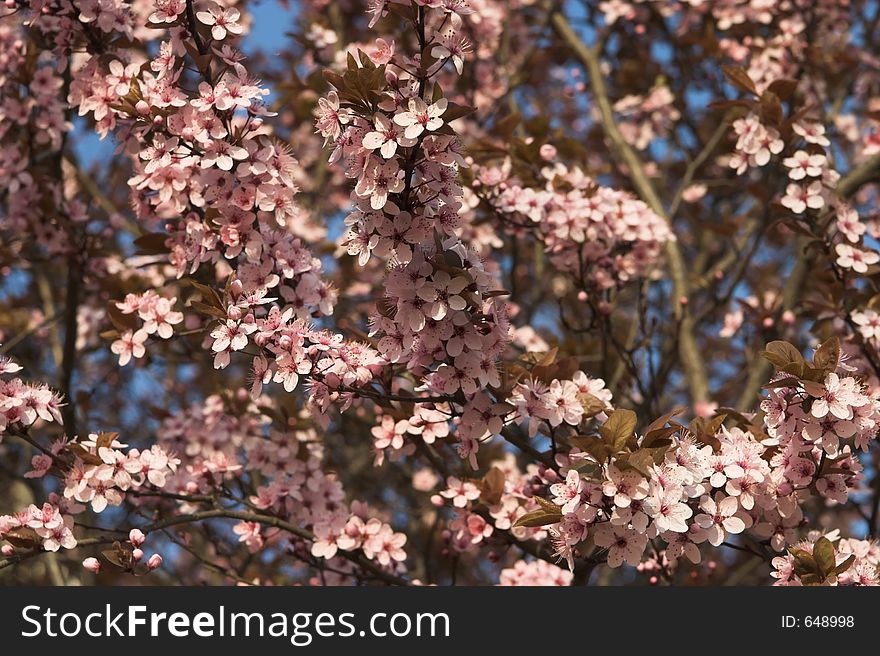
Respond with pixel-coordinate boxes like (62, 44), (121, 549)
(539, 144), (557, 161)
(82, 557), (101, 573)
(129, 528), (146, 547)
(147, 554), (163, 570)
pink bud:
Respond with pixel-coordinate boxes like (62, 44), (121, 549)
(430, 494), (444, 507)
(82, 557), (101, 573)
(249, 118), (263, 130)
(129, 528), (146, 547)
(227, 305), (242, 321)
(2, 544), (14, 556)
(132, 548), (144, 562)
(135, 100), (150, 116)
(782, 310), (796, 324)
(577, 290), (588, 302)
(147, 554), (163, 570)
(649, 576), (658, 585)
(762, 316), (774, 329)
(539, 144), (557, 161)
(679, 296), (689, 306)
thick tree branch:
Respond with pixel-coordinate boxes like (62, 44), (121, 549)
(551, 11), (709, 403)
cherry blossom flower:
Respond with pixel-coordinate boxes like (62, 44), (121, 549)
(361, 113), (416, 159)
(835, 243), (879, 274)
(783, 150), (826, 179)
(431, 32), (472, 75)
(602, 464), (649, 508)
(781, 181), (824, 214)
(693, 494), (750, 546)
(550, 470), (585, 514)
(393, 97), (447, 140)
(852, 309), (880, 341)
(440, 476), (481, 508)
(196, 5), (244, 41)
(111, 329), (148, 366)
(644, 486), (692, 533)
(593, 524), (648, 568)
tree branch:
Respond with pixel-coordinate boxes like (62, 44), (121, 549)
(551, 11), (709, 403)
(0, 509), (410, 586)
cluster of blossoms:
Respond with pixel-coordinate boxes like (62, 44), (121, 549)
(729, 112), (785, 175)
(3, 0), (880, 589)
(155, 393), (409, 576)
(724, 64), (880, 280)
(603, 0), (849, 104)
(0, 19), (80, 259)
(511, 371), (613, 437)
(614, 84), (680, 151)
(478, 157), (674, 292)
(0, 353), (63, 435)
(772, 533), (880, 586)
(67, 0), (396, 407)
(207, 284), (383, 407)
(318, 2), (516, 467)
(61, 433), (180, 513)
(428, 339), (880, 584)
(110, 291), (184, 366)
(0, 499), (78, 554)
(431, 452), (550, 562)
(1, 432), (178, 558)
(82, 529), (163, 575)
(761, 372), (878, 501)
(498, 558), (572, 586)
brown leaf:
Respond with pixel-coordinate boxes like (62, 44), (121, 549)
(4, 527), (39, 548)
(479, 467), (505, 506)
(812, 536), (836, 578)
(767, 78), (799, 101)
(106, 303), (138, 333)
(513, 505), (562, 529)
(442, 101), (476, 122)
(761, 340), (806, 377)
(812, 336), (840, 373)
(577, 393), (608, 418)
(721, 65), (758, 95)
(188, 280), (224, 310)
(598, 409), (638, 453)
(132, 232), (170, 255)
